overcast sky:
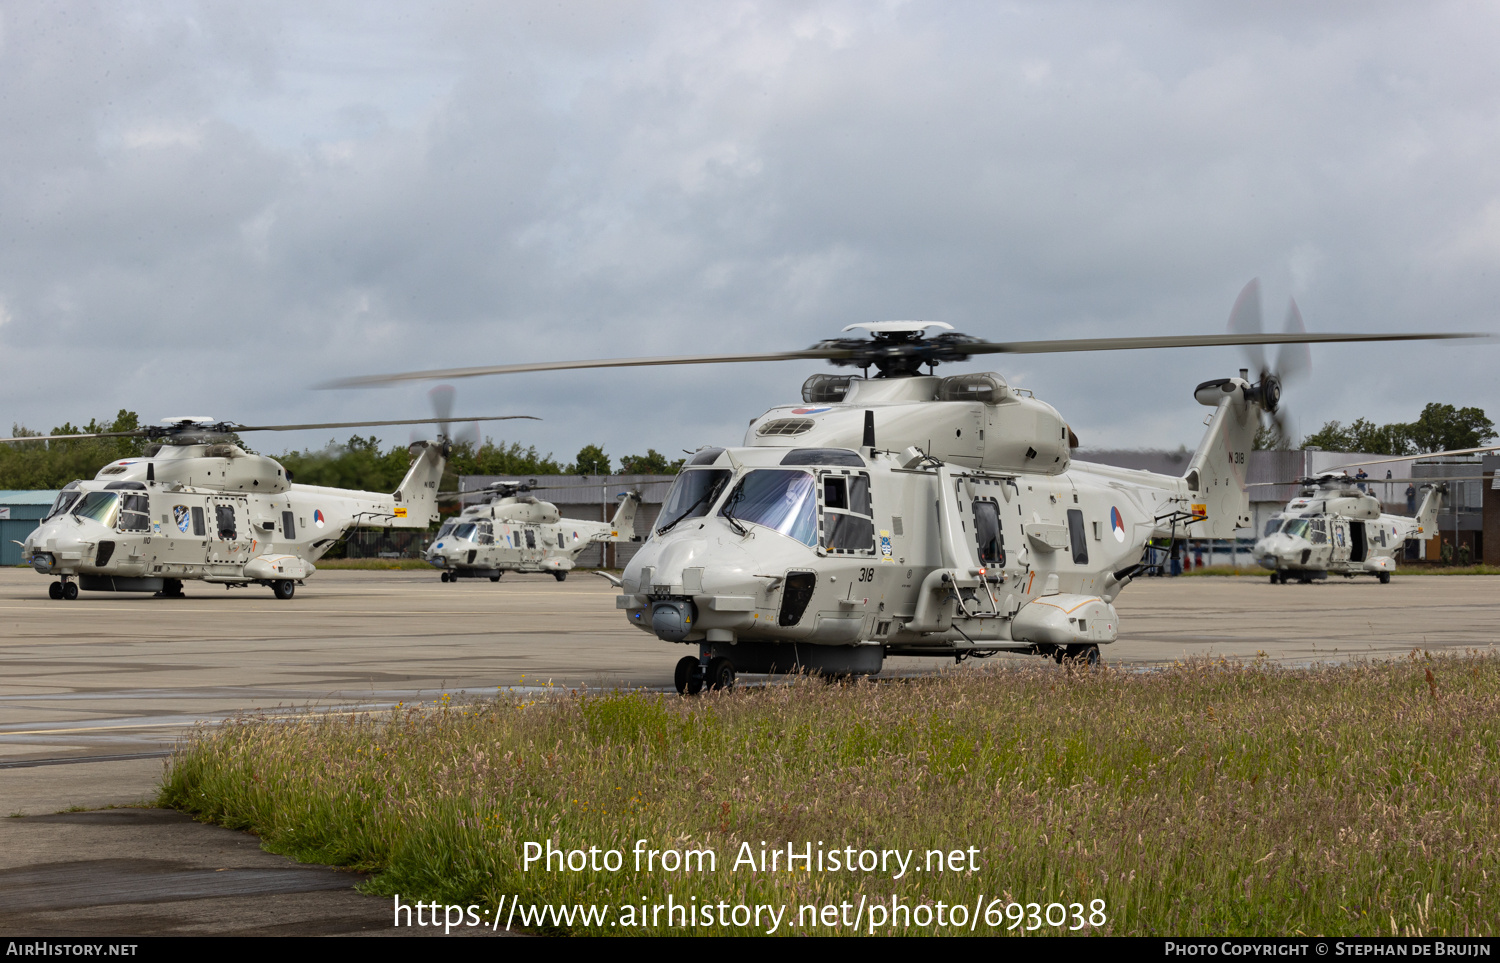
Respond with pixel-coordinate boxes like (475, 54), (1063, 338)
(1, 1), (1496, 466)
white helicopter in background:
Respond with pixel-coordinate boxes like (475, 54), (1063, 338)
(427, 479), (642, 582)
(327, 282), (1480, 691)
(1252, 473), (1445, 584)
(7, 409), (533, 600)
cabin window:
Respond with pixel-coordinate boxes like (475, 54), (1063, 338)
(818, 472), (874, 553)
(215, 505), (237, 540)
(719, 469), (818, 547)
(525, 529), (537, 549)
(191, 506), (206, 537)
(973, 498), (1005, 567)
(558, 532), (565, 548)
(282, 511), (296, 539)
(118, 493), (151, 532)
(1066, 509), (1088, 565)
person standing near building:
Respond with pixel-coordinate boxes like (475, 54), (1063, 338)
(1406, 483), (1417, 514)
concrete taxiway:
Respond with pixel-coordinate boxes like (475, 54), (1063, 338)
(1, 568), (1496, 935)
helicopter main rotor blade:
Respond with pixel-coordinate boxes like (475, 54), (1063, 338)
(317, 348), (848, 388)
(1328, 445), (1500, 470)
(319, 331), (1484, 388)
(0, 430), (146, 444)
(231, 415), (539, 432)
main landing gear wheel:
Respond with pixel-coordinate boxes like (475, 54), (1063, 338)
(1378, 572), (1391, 584)
(62, 582), (78, 601)
(674, 656), (704, 695)
(1269, 574), (1278, 585)
(48, 582), (63, 600)
(490, 575), (501, 582)
(706, 656), (736, 691)
(272, 580), (296, 600)
(553, 571), (567, 582)
(1064, 643), (1100, 666)
(154, 579), (186, 599)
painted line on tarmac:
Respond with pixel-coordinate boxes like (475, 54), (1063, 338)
(0, 750), (173, 769)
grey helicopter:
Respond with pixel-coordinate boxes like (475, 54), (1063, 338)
(6, 407), (534, 600)
(427, 479), (642, 582)
(325, 283), (1479, 691)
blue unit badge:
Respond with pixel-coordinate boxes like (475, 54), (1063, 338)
(879, 530), (893, 560)
(173, 505), (191, 533)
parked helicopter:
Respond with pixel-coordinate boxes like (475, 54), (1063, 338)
(6, 410), (534, 600)
(1251, 473), (1444, 584)
(427, 480), (642, 582)
(326, 286), (1479, 691)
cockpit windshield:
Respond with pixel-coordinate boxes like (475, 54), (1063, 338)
(451, 524), (478, 542)
(657, 469), (732, 534)
(1263, 516), (1286, 537)
(71, 492), (120, 528)
(1280, 519), (1311, 540)
(44, 490), (83, 522)
(436, 521), (457, 538)
(719, 469), (817, 546)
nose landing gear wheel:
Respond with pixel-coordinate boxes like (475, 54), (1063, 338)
(674, 656), (704, 695)
(62, 582), (78, 601)
(441, 571), (451, 582)
(48, 582), (63, 600)
(272, 580), (296, 600)
(706, 656), (736, 691)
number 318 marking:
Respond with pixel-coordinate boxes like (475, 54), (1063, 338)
(857, 568), (875, 582)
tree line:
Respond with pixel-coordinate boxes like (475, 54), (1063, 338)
(0, 411), (684, 491)
(1258, 402), (1496, 455)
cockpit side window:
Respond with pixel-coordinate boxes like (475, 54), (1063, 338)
(818, 471), (874, 553)
(119, 493), (151, 532)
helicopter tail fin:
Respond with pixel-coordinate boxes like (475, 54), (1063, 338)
(1180, 378), (1257, 538)
(390, 440), (446, 526)
(609, 489), (642, 540)
(1412, 483), (1444, 536)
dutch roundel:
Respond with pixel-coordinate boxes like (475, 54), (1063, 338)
(1110, 507), (1126, 542)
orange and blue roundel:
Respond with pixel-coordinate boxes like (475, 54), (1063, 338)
(790, 407), (831, 415)
(1110, 507), (1126, 542)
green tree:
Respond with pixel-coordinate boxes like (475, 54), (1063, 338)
(0, 410), (148, 489)
(618, 448), (685, 474)
(568, 444), (611, 475)
(1404, 403), (1496, 453)
(1300, 403), (1493, 455)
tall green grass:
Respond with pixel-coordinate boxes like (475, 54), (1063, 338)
(161, 655), (1500, 936)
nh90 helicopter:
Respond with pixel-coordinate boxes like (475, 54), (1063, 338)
(6, 411), (533, 600)
(1251, 473), (1444, 584)
(427, 480), (642, 582)
(326, 285), (1479, 690)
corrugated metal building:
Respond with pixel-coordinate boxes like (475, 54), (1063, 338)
(0, 491), (59, 566)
